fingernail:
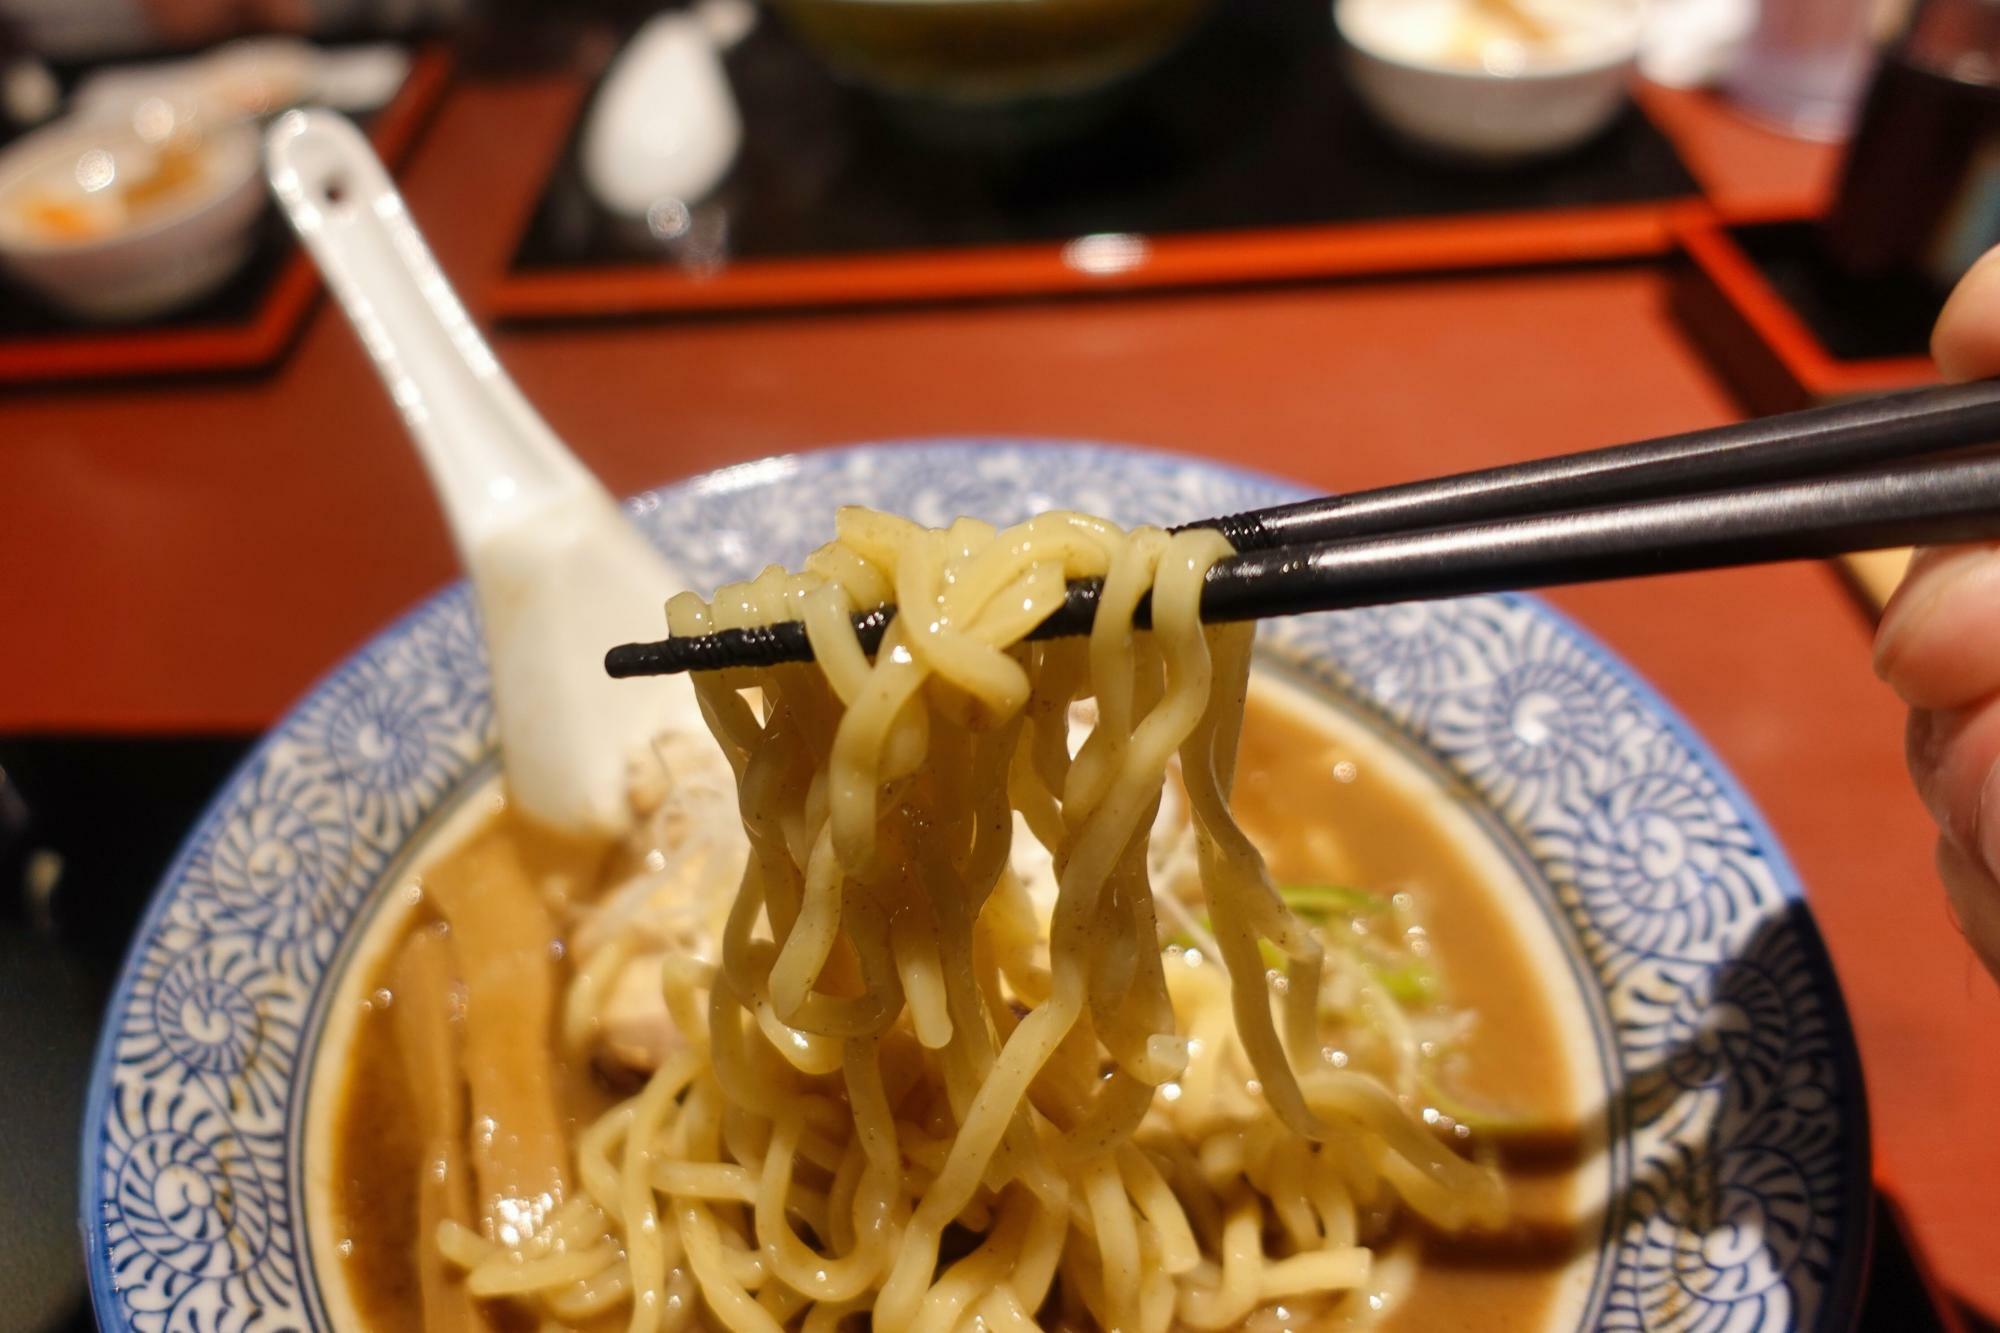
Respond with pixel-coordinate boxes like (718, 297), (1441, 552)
(1875, 549), (1998, 692)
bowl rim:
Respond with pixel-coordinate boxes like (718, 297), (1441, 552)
(1332, 0), (1644, 82)
(0, 114), (263, 259)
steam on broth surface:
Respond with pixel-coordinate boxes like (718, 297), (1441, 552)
(318, 510), (1599, 1332)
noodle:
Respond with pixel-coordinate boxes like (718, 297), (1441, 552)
(433, 507), (1506, 1330)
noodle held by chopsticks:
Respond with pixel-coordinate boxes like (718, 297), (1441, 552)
(444, 507), (1505, 1331)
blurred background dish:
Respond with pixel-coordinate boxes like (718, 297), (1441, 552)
(765, 0), (1216, 107)
(1336, 0), (1646, 160)
(0, 36), (414, 325)
(579, 6), (745, 217)
(1824, 0), (2000, 290)
(1722, 0), (1877, 140)
(71, 38), (412, 124)
(0, 110), (263, 320)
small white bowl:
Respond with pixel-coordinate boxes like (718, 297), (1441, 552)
(1334, 0), (1644, 162)
(0, 113), (264, 321)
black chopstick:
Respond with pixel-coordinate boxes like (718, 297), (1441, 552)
(607, 450), (2000, 677)
(606, 380), (2000, 679)
(1190, 377), (2000, 550)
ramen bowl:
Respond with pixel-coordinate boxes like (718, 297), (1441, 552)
(83, 441), (1867, 1332)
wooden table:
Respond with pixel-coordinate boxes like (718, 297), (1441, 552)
(6, 75), (1994, 1320)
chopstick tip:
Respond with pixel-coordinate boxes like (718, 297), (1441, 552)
(606, 641), (685, 679)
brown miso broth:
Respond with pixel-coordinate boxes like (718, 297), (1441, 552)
(322, 681), (1598, 1332)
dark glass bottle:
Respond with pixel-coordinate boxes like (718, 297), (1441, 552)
(1825, 0), (2000, 288)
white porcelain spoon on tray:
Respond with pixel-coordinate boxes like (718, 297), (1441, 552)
(264, 109), (705, 840)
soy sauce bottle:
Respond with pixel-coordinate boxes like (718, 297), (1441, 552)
(1826, 0), (2000, 289)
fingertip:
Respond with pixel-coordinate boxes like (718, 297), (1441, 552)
(1903, 696), (2000, 856)
(1934, 244), (2000, 382)
(1874, 544), (2000, 709)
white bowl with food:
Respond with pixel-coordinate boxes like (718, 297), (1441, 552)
(1335, 0), (1646, 161)
(0, 110), (264, 321)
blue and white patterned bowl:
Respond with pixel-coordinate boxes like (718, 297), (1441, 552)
(83, 441), (1868, 1333)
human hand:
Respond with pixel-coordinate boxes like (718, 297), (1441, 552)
(1873, 247), (2000, 978)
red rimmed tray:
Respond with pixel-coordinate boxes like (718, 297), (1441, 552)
(0, 44), (451, 387)
(493, 200), (1709, 321)
(1669, 208), (1941, 413)
(489, 0), (1705, 323)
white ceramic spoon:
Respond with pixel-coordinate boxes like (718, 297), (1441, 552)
(265, 109), (703, 839)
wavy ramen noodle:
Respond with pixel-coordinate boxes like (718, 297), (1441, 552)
(346, 508), (1531, 1333)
